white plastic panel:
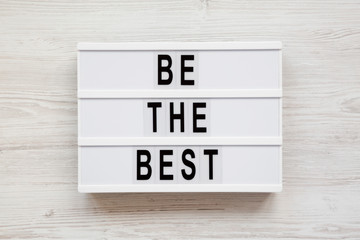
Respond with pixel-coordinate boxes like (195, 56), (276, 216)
(79, 51), (154, 90)
(80, 146), (280, 185)
(79, 98), (280, 137)
(79, 50), (279, 90)
(199, 50), (280, 89)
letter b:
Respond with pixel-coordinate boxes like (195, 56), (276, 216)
(158, 54), (173, 85)
(137, 150), (152, 180)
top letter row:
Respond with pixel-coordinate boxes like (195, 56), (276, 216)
(79, 46), (281, 90)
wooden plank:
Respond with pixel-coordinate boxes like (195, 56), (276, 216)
(0, 0), (360, 239)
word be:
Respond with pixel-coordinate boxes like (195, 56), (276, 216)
(157, 54), (196, 86)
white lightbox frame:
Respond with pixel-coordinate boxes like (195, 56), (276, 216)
(78, 42), (282, 193)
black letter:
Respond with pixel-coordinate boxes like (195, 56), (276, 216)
(203, 149), (218, 180)
(181, 149), (196, 180)
(181, 55), (195, 85)
(147, 102), (162, 132)
(193, 102), (207, 133)
(170, 102), (185, 132)
(137, 150), (152, 180)
(160, 150), (174, 180)
(158, 55), (173, 85)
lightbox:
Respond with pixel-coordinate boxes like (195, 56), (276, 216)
(78, 42), (282, 192)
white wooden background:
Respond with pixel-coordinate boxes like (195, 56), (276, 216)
(0, 1), (359, 239)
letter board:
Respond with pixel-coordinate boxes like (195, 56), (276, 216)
(78, 42), (282, 192)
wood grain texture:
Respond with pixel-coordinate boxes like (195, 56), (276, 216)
(0, 0), (359, 239)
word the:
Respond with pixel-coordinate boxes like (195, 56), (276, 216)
(147, 101), (207, 133)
